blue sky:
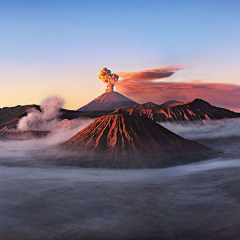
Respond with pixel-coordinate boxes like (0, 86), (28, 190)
(1, 0), (240, 109)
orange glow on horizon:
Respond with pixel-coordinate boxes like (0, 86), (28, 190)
(116, 80), (240, 111)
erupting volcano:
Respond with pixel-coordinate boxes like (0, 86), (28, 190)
(78, 68), (138, 111)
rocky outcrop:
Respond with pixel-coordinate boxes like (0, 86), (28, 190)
(59, 114), (213, 168)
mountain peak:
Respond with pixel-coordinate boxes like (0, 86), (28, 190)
(78, 91), (138, 111)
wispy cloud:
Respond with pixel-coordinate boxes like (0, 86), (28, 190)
(116, 65), (185, 81)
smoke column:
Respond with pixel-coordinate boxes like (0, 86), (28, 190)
(98, 67), (119, 92)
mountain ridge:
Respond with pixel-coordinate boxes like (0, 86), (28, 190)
(113, 98), (240, 122)
(0, 98), (239, 131)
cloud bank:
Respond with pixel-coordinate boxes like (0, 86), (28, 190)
(161, 118), (240, 140)
(115, 65), (240, 111)
(116, 80), (240, 111)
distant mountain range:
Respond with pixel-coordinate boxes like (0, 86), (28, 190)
(114, 99), (240, 122)
(0, 95), (239, 131)
(125, 100), (181, 110)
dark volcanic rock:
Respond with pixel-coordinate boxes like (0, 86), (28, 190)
(113, 99), (240, 122)
(59, 114), (213, 168)
(77, 91), (138, 111)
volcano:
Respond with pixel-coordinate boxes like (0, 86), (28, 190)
(77, 91), (138, 111)
(60, 114), (213, 168)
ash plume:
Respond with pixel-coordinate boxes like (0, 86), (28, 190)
(98, 67), (119, 92)
(116, 65), (184, 82)
(17, 97), (64, 131)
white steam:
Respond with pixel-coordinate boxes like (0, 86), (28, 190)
(14, 96), (96, 149)
(17, 97), (64, 131)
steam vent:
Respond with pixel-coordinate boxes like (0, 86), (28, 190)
(60, 114), (213, 168)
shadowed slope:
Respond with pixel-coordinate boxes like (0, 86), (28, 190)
(60, 114), (213, 168)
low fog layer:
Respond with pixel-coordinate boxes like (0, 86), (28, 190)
(1, 118), (240, 239)
(161, 118), (240, 140)
(1, 117), (240, 165)
(0, 118), (94, 165)
(1, 157), (240, 240)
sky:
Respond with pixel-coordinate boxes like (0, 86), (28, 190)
(1, 0), (240, 111)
